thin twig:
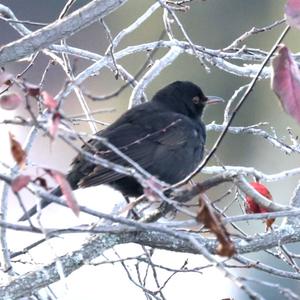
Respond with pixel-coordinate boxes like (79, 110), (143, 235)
(173, 25), (291, 188)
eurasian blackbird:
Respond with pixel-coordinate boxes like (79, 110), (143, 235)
(19, 81), (222, 221)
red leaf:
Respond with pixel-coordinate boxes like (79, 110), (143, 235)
(47, 169), (79, 217)
(245, 182), (275, 231)
(285, 0), (300, 29)
(0, 93), (22, 110)
(0, 72), (13, 86)
(245, 182), (272, 213)
(9, 132), (26, 168)
(245, 194), (260, 214)
(271, 45), (300, 123)
(11, 175), (31, 192)
(49, 112), (61, 139)
(41, 91), (58, 111)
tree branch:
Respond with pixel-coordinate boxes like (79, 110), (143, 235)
(0, 0), (128, 65)
(2, 224), (300, 299)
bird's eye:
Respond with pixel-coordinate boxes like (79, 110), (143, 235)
(192, 96), (200, 104)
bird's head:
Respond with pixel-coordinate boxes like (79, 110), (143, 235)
(152, 81), (223, 119)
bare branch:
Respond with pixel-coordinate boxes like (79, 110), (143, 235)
(0, 0), (128, 65)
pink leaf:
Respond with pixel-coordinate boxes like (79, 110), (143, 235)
(11, 175), (31, 192)
(49, 112), (61, 139)
(41, 91), (58, 111)
(47, 170), (79, 217)
(271, 45), (300, 123)
(0, 93), (23, 110)
(285, 0), (300, 29)
(0, 72), (13, 86)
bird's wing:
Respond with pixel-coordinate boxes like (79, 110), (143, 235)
(76, 122), (156, 187)
(76, 112), (203, 188)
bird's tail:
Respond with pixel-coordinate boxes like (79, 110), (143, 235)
(18, 186), (62, 221)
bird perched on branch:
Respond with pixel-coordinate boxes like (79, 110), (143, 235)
(19, 81), (223, 221)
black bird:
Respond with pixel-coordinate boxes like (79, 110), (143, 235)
(19, 81), (223, 221)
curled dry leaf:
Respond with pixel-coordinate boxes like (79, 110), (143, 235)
(9, 132), (26, 168)
(285, 0), (300, 29)
(271, 45), (300, 124)
(0, 71), (13, 86)
(196, 195), (235, 257)
(0, 93), (23, 110)
(11, 175), (31, 192)
(45, 169), (79, 217)
(245, 182), (275, 231)
(41, 91), (58, 111)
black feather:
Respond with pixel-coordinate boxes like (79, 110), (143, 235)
(19, 81), (215, 221)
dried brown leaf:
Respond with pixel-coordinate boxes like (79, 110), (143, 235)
(9, 132), (26, 168)
(196, 195), (235, 257)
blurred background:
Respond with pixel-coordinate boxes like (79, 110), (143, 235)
(1, 0), (300, 299)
